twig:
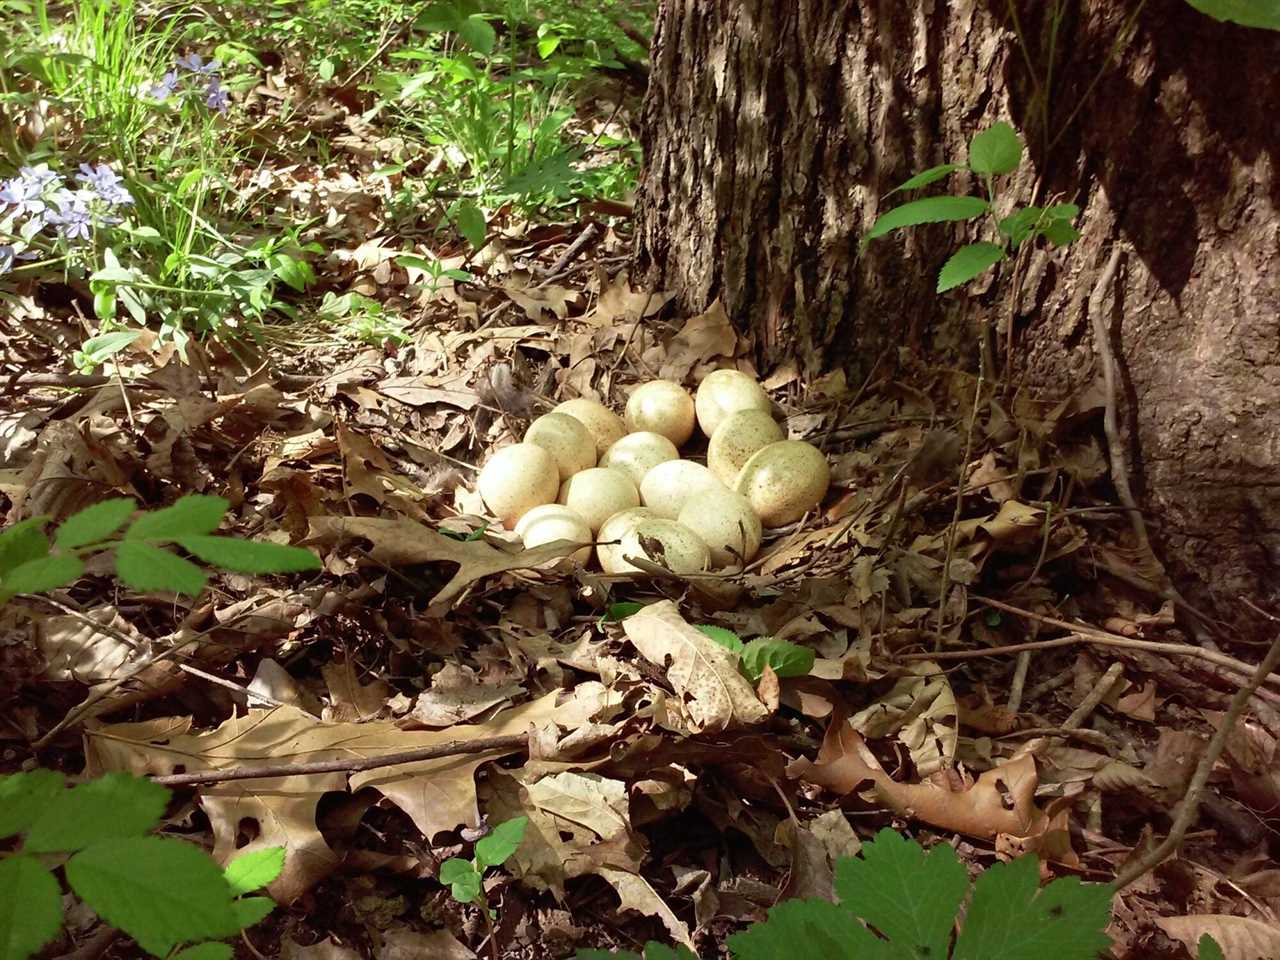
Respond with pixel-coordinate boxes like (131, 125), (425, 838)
(1114, 624), (1280, 890)
(148, 732), (530, 787)
(1064, 662), (1124, 730)
(176, 663), (290, 710)
(1006, 650), (1031, 714)
(935, 353), (985, 644)
(537, 223), (601, 288)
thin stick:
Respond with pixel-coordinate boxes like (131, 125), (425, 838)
(538, 223), (601, 288)
(1006, 650), (1031, 714)
(1114, 626), (1280, 890)
(936, 351), (984, 644)
(148, 733), (529, 787)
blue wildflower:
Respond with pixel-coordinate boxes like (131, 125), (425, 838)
(18, 164), (61, 190)
(149, 69), (180, 101)
(0, 245), (13, 275)
(0, 175), (48, 219)
(177, 52), (220, 75)
(47, 200), (93, 241)
(204, 78), (229, 113)
(75, 163), (133, 206)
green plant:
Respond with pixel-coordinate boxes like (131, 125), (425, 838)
(1184, 0), (1280, 28)
(0, 494), (320, 605)
(439, 816), (529, 959)
(0, 770), (284, 960)
(863, 122), (1079, 293)
(695, 625), (815, 683)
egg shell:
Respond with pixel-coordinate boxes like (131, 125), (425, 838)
(517, 504), (593, 565)
(624, 380), (696, 447)
(734, 439), (831, 528)
(597, 506), (658, 573)
(695, 369), (771, 438)
(640, 460), (728, 519)
(558, 467), (640, 533)
(706, 408), (785, 485)
(525, 412), (597, 481)
(613, 518), (710, 576)
(599, 431), (679, 487)
(476, 443), (560, 525)
(676, 488), (763, 567)
(553, 398), (626, 458)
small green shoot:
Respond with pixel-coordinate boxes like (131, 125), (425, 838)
(696, 625), (815, 682)
(438, 817), (529, 958)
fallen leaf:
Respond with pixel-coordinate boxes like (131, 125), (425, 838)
(1155, 915), (1280, 960)
(377, 927), (475, 960)
(405, 663), (524, 727)
(596, 866), (693, 948)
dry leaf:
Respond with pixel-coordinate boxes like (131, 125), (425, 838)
(406, 663), (524, 727)
(596, 867), (692, 948)
(622, 600), (769, 732)
(1155, 915), (1280, 959)
(377, 928), (476, 960)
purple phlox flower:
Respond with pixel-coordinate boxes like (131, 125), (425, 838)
(18, 164), (61, 190)
(149, 69), (180, 101)
(52, 186), (97, 209)
(47, 200), (92, 241)
(204, 78), (229, 113)
(0, 244), (13, 276)
(177, 52), (220, 75)
(0, 175), (48, 218)
(75, 163), (133, 206)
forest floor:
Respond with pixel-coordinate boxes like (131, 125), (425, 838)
(3, 3), (1279, 960)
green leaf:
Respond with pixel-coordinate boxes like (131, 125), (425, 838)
(728, 897), (893, 960)
(475, 816), (528, 869)
(600, 601), (647, 622)
(739, 638), (815, 682)
(695, 624), (743, 652)
(865, 196), (989, 241)
(0, 517), (51, 577)
(1198, 934), (1226, 960)
(115, 542), (208, 596)
(317, 57), (335, 82)
(458, 14), (496, 53)
(576, 946), (700, 960)
(55, 498), (138, 549)
(952, 853), (1113, 960)
(1042, 219), (1080, 248)
(78, 329), (142, 363)
(998, 207), (1043, 249)
(0, 855), (63, 960)
(176, 536), (320, 575)
(1, 554), (84, 598)
(439, 858), (481, 903)
(172, 945), (233, 960)
(223, 848), (285, 895)
(937, 242), (1007, 293)
(968, 121), (1023, 175)
(125, 495), (229, 542)
(1044, 203), (1080, 220)
(835, 828), (968, 959)
(66, 837), (241, 956)
(884, 163), (963, 198)
(454, 201), (487, 249)
(231, 897), (275, 930)
(24, 772), (169, 853)
(0, 770), (65, 838)
(1184, 0), (1280, 29)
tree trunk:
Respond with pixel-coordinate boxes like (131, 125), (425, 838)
(633, 0), (1280, 634)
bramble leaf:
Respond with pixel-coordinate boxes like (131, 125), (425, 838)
(728, 897), (894, 960)
(475, 816), (528, 869)
(1184, 0), (1280, 29)
(223, 848), (285, 895)
(454, 201), (487, 249)
(968, 121), (1023, 175)
(125, 495), (228, 542)
(115, 541), (208, 596)
(0, 770), (65, 838)
(1042, 219), (1080, 247)
(952, 852), (1113, 959)
(55, 498), (137, 549)
(231, 897), (275, 930)
(172, 944), (233, 960)
(66, 837), (241, 957)
(0, 517), (52, 577)
(938, 242), (1006, 292)
(998, 207), (1043, 249)
(884, 163), (963, 198)
(176, 536), (320, 575)
(866, 196), (988, 241)
(739, 638), (815, 681)
(2, 554), (84, 598)
(835, 828), (968, 959)
(0, 856), (62, 960)
(696, 624), (744, 653)
(1198, 934), (1225, 960)
(24, 772), (169, 853)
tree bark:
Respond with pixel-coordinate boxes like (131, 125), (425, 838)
(633, 0), (1280, 634)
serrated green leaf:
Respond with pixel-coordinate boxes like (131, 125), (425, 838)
(2, 553), (84, 599)
(1184, 0), (1280, 29)
(885, 163), (963, 198)
(0, 517), (51, 577)
(695, 624), (743, 652)
(968, 121), (1023, 175)
(458, 14), (496, 53)
(475, 816), (527, 869)
(739, 638), (815, 681)
(223, 848), (285, 895)
(231, 897), (275, 930)
(67, 837), (241, 957)
(728, 897), (893, 960)
(175, 536), (320, 575)
(454, 201), (487, 249)
(173, 944), (233, 960)
(115, 542), (208, 596)
(835, 828), (968, 959)
(1042, 219), (1080, 248)
(938, 242), (1006, 292)
(0, 770), (65, 838)
(600, 601), (647, 622)
(55, 498), (138, 549)
(865, 196), (988, 242)
(1044, 203), (1080, 220)
(952, 853), (1113, 960)
(439, 858), (481, 903)
(0, 855), (62, 960)
(24, 772), (169, 853)
(1198, 934), (1225, 960)
(125, 495), (228, 542)
(998, 207), (1043, 248)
